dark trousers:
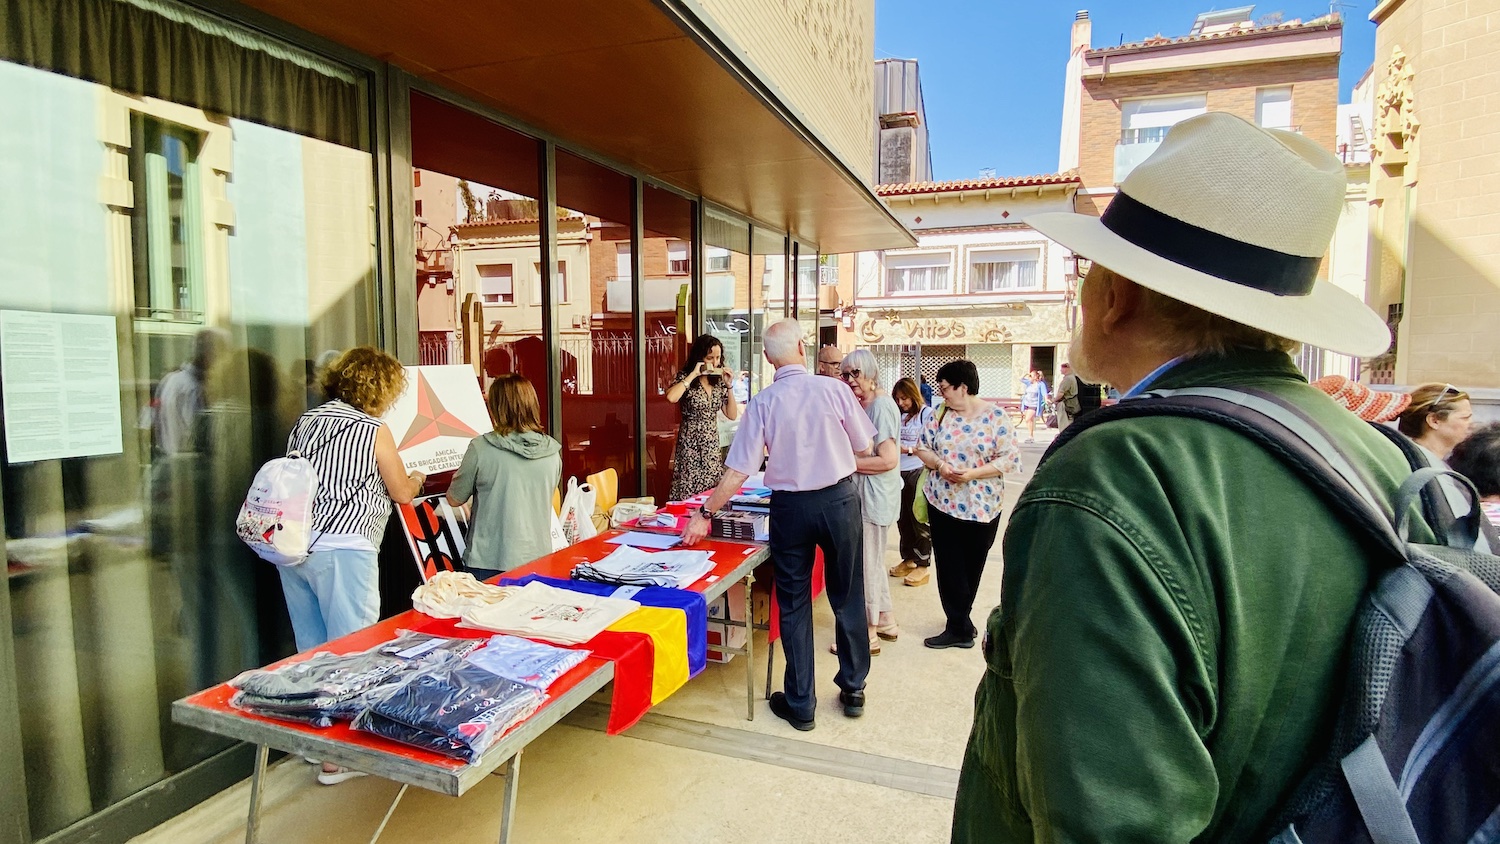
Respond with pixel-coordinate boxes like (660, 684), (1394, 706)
(897, 468), (933, 565)
(768, 476), (868, 719)
(929, 507), (1002, 639)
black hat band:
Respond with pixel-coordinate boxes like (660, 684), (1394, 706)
(1101, 192), (1321, 297)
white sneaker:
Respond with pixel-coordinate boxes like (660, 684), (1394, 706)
(317, 767), (368, 786)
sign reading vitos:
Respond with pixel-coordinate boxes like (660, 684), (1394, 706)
(859, 315), (1016, 345)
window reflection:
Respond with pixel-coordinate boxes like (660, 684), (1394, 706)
(643, 186), (696, 505)
(754, 226), (788, 390)
(556, 151), (639, 497)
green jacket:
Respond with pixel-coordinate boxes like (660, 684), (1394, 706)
(951, 351), (1431, 843)
(449, 431), (562, 573)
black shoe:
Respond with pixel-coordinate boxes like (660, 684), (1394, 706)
(924, 631), (976, 649)
(769, 692), (815, 731)
(839, 689), (865, 718)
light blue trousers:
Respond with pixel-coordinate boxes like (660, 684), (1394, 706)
(277, 548), (380, 652)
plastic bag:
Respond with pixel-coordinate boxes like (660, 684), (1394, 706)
(558, 477), (598, 545)
(354, 658), (546, 761)
(466, 635), (588, 689)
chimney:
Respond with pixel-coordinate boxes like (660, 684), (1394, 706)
(1072, 10), (1092, 53)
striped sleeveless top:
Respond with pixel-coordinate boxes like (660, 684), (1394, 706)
(286, 400), (390, 548)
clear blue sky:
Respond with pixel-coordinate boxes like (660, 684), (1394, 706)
(874, 1), (1377, 180)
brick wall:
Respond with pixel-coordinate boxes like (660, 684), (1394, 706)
(1074, 56), (1341, 215)
(693, 0), (876, 183)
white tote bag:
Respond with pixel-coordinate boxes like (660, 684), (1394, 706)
(548, 509), (568, 552)
(558, 476), (599, 545)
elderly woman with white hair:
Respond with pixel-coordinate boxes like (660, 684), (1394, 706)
(833, 348), (902, 654)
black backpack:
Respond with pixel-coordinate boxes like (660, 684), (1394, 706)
(1044, 386), (1500, 844)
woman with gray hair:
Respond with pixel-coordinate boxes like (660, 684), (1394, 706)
(833, 348), (902, 654)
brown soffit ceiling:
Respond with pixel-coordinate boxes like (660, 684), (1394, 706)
(236, 0), (916, 253)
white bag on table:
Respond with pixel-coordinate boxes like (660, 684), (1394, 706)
(558, 476), (598, 545)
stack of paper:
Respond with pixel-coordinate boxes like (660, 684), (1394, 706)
(459, 581), (640, 645)
(571, 545), (715, 589)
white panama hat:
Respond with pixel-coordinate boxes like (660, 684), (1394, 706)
(1028, 112), (1391, 358)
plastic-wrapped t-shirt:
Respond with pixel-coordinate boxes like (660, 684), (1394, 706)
(465, 635), (588, 690)
(354, 656), (546, 761)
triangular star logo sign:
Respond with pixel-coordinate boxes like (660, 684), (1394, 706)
(399, 371), (481, 450)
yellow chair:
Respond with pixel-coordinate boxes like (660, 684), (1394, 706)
(552, 487), (561, 515)
(586, 468), (619, 516)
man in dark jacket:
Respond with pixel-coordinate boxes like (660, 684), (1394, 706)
(951, 113), (1427, 841)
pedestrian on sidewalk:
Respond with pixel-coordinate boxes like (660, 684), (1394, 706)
(1049, 362), (1081, 430)
(682, 319), (875, 730)
(952, 113), (1414, 841)
(913, 359), (1022, 649)
(834, 350), (902, 655)
(890, 377), (934, 586)
(1019, 370), (1047, 442)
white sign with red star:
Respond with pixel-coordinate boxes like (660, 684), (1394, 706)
(383, 365), (490, 475)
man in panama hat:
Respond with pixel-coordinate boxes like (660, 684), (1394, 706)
(950, 113), (1436, 841)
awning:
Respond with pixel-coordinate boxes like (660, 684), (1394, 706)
(235, 0), (916, 253)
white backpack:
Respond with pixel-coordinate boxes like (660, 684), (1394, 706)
(237, 418), (362, 567)
(236, 455), (319, 566)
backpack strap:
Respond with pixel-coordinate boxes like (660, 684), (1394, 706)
(1040, 386), (1408, 562)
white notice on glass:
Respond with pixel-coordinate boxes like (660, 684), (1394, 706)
(0, 311), (123, 463)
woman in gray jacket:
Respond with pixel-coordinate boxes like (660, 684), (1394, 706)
(447, 374), (562, 580)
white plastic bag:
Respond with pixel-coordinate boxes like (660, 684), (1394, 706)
(549, 509), (568, 552)
(558, 477), (598, 545)
(236, 455), (318, 566)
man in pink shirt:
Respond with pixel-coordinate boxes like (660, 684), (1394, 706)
(683, 319), (876, 729)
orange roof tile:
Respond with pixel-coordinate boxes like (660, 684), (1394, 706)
(877, 171), (1080, 197)
(1087, 14), (1340, 57)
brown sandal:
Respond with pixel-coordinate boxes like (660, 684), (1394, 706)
(889, 560), (917, 578)
(903, 566), (931, 587)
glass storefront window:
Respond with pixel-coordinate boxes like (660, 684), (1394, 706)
(555, 151), (640, 497)
(753, 226), (788, 391)
(409, 93), (547, 429)
(795, 241), (819, 347)
(1, 0), (375, 837)
(642, 186), (696, 506)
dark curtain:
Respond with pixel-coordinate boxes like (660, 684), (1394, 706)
(1, 0), (362, 148)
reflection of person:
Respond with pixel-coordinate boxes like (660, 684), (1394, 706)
(913, 360), (1020, 649)
(836, 350), (901, 654)
(1397, 383), (1475, 464)
(815, 344), (844, 377)
(953, 114), (1416, 840)
(1049, 363), (1080, 430)
(1451, 424), (1500, 527)
(666, 335), (740, 501)
(447, 375), (562, 580)
(682, 319), (875, 730)
(282, 347), (425, 785)
(154, 328), (228, 455)
(889, 378), (934, 586)
(732, 370), (750, 405)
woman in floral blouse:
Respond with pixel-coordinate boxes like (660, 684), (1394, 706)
(914, 359), (1022, 649)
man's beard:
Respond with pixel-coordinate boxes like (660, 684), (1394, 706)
(1068, 322), (1105, 386)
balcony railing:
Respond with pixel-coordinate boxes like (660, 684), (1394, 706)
(1115, 124), (1300, 182)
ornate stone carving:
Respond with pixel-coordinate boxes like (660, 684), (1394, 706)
(1373, 46), (1418, 162)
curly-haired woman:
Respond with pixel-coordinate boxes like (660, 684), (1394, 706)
(666, 334), (740, 500)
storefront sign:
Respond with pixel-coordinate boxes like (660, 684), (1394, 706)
(858, 316), (1015, 345)
(0, 310), (123, 463)
(384, 365), (492, 475)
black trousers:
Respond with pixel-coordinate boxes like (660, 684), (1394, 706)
(768, 476), (868, 719)
(897, 468), (933, 565)
(929, 507), (1002, 639)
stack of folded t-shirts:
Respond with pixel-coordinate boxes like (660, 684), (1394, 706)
(352, 654), (545, 761)
(412, 570), (516, 619)
(228, 632), (482, 727)
(570, 545), (715, 589)
(459, 580), (639, 645)
(465, 635), (589, 689)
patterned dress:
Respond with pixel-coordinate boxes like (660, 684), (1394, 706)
(669, 373), (731, 501)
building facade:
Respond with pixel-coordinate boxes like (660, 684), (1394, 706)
(1058, 7), (1358, 379)
(856, 174), (1083, 398)
(1365, 0), (1500, 388)
(0, 1), (911, 842)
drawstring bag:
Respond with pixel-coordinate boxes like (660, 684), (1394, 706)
(236, 418), (361, 566)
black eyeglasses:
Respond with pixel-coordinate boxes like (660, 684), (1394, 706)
(839, 369), (862, 382)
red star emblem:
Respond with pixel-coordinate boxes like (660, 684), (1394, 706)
(399, 371), (481, 450)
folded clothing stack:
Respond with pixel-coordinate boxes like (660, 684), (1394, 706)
(352, 656), (545, 761)
(466, 635), (589, 689)
(412, 571), (516, 619)
(460, 580), (640, 645)
(228, 632), (482, 727)
(570, 545), (715, 589)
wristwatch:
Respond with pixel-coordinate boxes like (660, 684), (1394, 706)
(697, 505), (719, 519)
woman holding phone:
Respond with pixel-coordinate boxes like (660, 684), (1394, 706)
(666, 334), (740, 501)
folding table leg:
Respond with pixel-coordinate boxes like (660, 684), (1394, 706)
(245, 744), (269, 844)
(497, 750), (522, 844)
(743, 572), (755, 721)
(765, 639), (775, 701)
(368, 784), (409, 844)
